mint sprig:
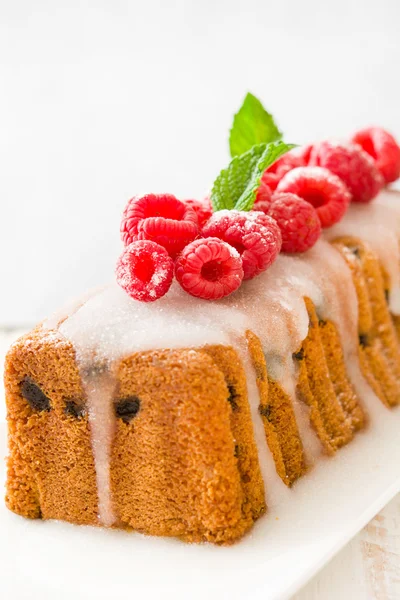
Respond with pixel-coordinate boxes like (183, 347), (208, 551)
(229, 92), (282, 157)
(211, 141), (295, 213)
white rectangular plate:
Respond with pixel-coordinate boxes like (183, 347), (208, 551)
(1, 396), (400, 600)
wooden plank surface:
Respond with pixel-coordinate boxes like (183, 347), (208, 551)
(293, 493), (400, 599)
(1, 328), (399, 599)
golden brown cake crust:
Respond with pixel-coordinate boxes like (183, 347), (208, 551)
(247, 330), (307, 486)
(201, 344), (266, 523)
(297, 298), (354, 454)
(5, 328), (99, 524)
(5, 329), (265, 543)
(333, 236), (400, 408)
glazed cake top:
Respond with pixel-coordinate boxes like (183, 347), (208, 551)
(44, 190), (400, 385)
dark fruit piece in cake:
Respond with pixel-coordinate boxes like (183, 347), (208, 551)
(64, 400), (86, 418)
(20, 378), (51, 412)
(115, 397), (141, 423)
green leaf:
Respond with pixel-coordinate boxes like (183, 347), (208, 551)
(229, 92), (282, 157)
(211, 141), (296, 213)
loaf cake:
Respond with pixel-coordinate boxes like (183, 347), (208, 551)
(5, 115), (400, 543)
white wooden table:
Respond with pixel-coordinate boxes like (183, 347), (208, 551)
(1, 329), (399, 599)
(294, 494), (400, 599)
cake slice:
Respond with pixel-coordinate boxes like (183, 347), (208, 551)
(5, 328), (268, 543)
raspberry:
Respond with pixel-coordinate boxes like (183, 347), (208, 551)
(184, 197), (213, 228)
(247, 210), (282, 240)
(294, 144), (314, 165)
(116, 240), (174, 302)
(277, 166), (351, 228)
(260, 145), (312, 190)
(120, 193), (199, 257)
(253, 181), (273, 214)
(261, 171), (280, 190)
(351, 127), (400, 184)
(175, 237), (243, 300)
(202, 210), (281, 280)
(309, 141), (383, 203)
(269, 193), (321, 253)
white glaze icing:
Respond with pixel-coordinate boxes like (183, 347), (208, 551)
(45, 190), (400, 526)
(43, 286), (106, 330)
(81, 368), (117, 527)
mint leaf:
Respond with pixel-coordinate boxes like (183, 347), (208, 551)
(211, 141), (296, 213)
(229, 92), (282, 157)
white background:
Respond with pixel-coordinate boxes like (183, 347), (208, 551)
(1, 0), (399, 325)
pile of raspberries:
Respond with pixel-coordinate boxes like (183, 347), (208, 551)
(117, 126), (400, 302)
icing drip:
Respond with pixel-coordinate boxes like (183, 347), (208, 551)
(237, 340), (291, 505)
(80, 365), (117, 527)
(283, 375), (323, 462)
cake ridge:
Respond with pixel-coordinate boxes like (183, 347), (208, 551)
(326, 189), (400, 314)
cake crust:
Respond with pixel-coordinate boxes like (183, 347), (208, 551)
(5, 329), (267, 543)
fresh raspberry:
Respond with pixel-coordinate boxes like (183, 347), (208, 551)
(202, 210), (281, 280)
(268, 149), (303, 177)
(184, 197), (213, 228)
(175, 237), (243, 300)
(247, 210), (282, 240)
(268, 193), (321, 253)
(260, 145), (313, 191)
(116, 240), (174, 302)
(309, 141), (383, 203)
(120, 193), (199, 257)
(253, 181), (273, 214)
(260, 171), (280, 190)
(277, 166), (351, 228)
(351, 127), (400, 184)
(271, 147), (310, 174)
(294, 144), (314, 165)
